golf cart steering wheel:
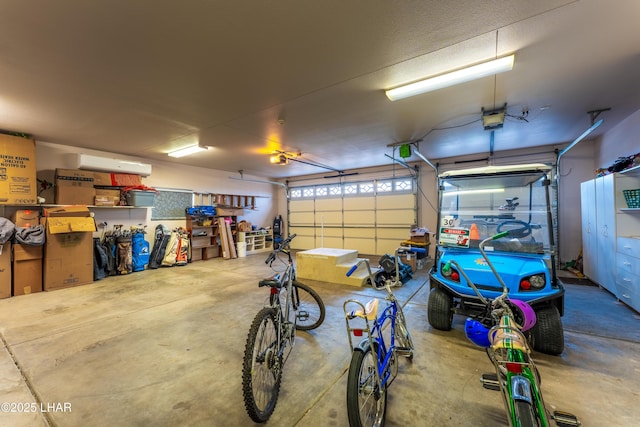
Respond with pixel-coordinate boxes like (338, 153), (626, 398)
(497, 220), (532, 238)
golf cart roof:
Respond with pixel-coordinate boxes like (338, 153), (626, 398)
(439, 163), (552, 190)
(439, 163), (552, 178)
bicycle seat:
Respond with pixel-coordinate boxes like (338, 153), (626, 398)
(259, 274), (283, 289)
(348, 298), (379, 321)
(489, 316), (528, 352)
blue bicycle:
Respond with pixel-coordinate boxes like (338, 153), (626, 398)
(343, 247), (425, 426)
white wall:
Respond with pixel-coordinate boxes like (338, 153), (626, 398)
(561, 108), (640, 264)
(34, 141), (278, 240)
(597, 109), (640, 168)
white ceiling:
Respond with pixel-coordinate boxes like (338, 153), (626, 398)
(1, 0), (639, 178)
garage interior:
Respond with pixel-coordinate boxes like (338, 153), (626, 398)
(1, 1), (640, 426)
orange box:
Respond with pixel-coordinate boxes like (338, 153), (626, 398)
(11, 209), (40, 227)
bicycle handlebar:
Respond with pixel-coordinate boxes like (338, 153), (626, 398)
(399, 246), (427, 254)
(265, 233), (297, 264)
(346, 265), (358, 277)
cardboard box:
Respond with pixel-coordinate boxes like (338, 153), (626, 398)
(92, 171), (113, 186)
(55, 168), (96, 205)
(12, 209), (40, 227)
(94, 188), (121, 206)
(43, 205), (93, 217)
(42, 209), (95, 291)
(0, 134), (37, 205)
(86, 170), (141, 187)
(0, 242), (11, 298)
(409, 226), (430, 244)
(56, 185), (95, 205)
(238, 220), (252, 232)
(398, 251), (417, 272)
(55, 168), (94, 187)
(13, 244), (43, 296)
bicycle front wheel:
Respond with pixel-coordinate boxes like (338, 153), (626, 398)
(394, 304), (414, 360)
(242, 307), (282, 423)
(292, 281), (326, 331)
(346, 345), (387, 427)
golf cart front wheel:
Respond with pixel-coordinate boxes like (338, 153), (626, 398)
(427, 288), (453, 331)
(531, 305), (564, 355)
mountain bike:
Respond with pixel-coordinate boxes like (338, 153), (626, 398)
(241, 233), (326, 423)
(451, 231), (580, 427)
(343, 246), (424, 427)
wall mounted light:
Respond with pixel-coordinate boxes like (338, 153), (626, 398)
(168, 144), (209, 158)
(385, 54), (515, 101)
(270, 154), (289, 165)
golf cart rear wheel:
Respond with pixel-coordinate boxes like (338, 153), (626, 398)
(531, 305), (564, 355)
(427, 288), (453, 331)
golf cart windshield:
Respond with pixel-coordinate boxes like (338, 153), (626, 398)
(437, 164), (553, 254)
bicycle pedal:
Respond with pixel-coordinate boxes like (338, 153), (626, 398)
(553, 411), (581, 427)
(480, 373), (500, 391)
(296, 311), (309, 321)
(395, 347), (413, 357)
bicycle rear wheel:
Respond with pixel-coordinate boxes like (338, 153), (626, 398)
(242, 307), (282, 423)
(292, 281), (326, 331)
(513, 400), (538, 427)
(346, 345), (387, 427)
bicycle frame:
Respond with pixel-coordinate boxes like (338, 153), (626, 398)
(344, 296), (401, 391)
(262, 240), (298, 363)
(343, 250), (417, 391)
(243, 233), (326, 424)
(486, 317), (547, 427)
(452, 232), (579, 427)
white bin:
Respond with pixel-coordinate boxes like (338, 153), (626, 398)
(236, 241), (247, 257)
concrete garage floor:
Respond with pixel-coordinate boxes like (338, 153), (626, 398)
(0, 253), (639, 427)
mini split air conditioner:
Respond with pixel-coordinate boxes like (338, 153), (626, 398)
(74, 154), (152, 177)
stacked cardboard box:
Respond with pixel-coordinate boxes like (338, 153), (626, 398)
(0, 134), (37, 205)
(0, 242), (11, 299)
(55, 169), (96, 205)
(12, 209), (39, 227)
(13, 244), (42, 295)
(55, 168), (143, 205)
(94, 188), (121, 206)
(42, 206), (96, 291)
(11, 209), (43, 295)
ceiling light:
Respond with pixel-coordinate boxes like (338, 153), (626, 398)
(168, 144), (209, 158)
(270, 154), (289, 165)
(385, 54), (515, 101)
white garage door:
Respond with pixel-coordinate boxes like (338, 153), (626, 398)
(288, 175), (417, 256)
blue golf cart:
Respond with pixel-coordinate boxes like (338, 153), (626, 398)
(428, 164), (565, 355)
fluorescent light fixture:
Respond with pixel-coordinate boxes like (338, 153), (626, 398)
(445, 188), (505, 196)
(168, 144), (209, 158)
(386, 55), (515, 101)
